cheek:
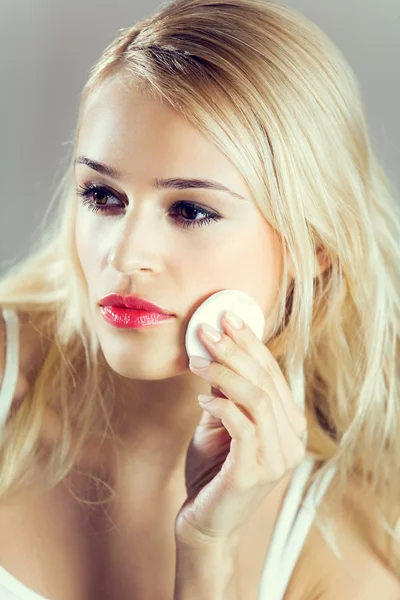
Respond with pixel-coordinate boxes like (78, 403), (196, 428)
(182, 223), (283, 313)
(190, 225), (281, 281)
(75, 212), (99, 281)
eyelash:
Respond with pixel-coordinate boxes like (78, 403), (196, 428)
(75, 183), (222, 230)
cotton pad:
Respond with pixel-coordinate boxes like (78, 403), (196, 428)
(185, 289), (265, 361)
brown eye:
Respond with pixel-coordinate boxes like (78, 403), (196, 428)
(76, 183), (222, 229)
(91, 189), (108, 205)
(179, 204), (200, 220)
(76, 183), (123, 214)
(169, 200), (222, 230)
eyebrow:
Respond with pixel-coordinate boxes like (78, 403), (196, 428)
(73, 155), (248, 202)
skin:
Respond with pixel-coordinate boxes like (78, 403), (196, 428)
(5, 76), (393, 600)
(73, 76), (321, 507)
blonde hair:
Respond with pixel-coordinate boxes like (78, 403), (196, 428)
(1, 0), (400, 575)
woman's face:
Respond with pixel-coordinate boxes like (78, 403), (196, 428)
(74, 77), (285, 381)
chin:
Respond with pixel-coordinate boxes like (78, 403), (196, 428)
(100, 345), (188, 381)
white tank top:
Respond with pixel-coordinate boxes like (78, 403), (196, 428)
(0, 307), (338, 599)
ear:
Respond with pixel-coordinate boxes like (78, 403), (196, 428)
(287, 246), (331, 279)
(315, 246), (331, 277)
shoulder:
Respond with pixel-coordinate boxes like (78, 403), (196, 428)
(292, 470), (400, 599)
(317, 511), (400, 598)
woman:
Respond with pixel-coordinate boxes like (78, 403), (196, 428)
(0, 0), (399, 598)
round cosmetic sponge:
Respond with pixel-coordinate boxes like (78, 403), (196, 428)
(185, 289), (265, 361)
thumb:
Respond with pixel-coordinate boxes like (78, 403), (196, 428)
(195, 386), (226, 432)
(192, 387), (231, 452)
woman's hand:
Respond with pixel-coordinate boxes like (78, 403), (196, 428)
(175, 310), (307, 548)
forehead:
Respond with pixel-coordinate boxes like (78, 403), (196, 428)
(76, 78), (251, 198)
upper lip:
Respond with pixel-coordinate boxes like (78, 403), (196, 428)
(99, 293), (174, 315)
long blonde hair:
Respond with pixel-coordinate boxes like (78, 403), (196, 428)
(1, 0), (399, 575)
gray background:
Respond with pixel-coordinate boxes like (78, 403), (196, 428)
(1, 0), (399, 271)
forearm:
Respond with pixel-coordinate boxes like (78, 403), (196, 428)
(173, 540), (240, 600)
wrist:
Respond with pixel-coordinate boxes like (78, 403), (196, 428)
(173, 538), (239, 600)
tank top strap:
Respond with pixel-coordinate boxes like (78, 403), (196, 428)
(258, 452), (338, 599)
(0, 308), (20, 442)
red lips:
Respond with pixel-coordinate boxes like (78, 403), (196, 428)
(99, 293), (173, 315)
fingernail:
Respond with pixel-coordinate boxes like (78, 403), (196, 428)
(225, 310), (243, 330)
(198, 394), (215, 403)
(201, 323), (222, 342)
(190, 356), (211, 369)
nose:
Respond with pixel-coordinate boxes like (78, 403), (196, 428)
(107, 251), (153, 275)
(107, 213), (161, 275)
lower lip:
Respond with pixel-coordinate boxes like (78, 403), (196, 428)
(100, 306), (175, 328)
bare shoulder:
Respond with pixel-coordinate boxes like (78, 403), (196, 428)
(286, 470), (400, 599)
(314, 520), (400, 600)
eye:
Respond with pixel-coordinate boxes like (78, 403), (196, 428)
(75, 183), (222, 230)
(76, 183), (121, 213)
(168, 200), (221, 229)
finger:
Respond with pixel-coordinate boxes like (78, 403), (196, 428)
(197, 316), (305, 434)
(192, 358), (262, 425)
(214, 371), (306, 441)
(221, 314), (306, 427)
(215, 374), (305, 475)
(193, 360), (286, 467)
(198, 395), (268, 490)
(236, 387), (292, 481)
(262, 389), (307, 470)
(192, 337), (304, 442)
(196, 365), (306, 483)
(199, 392), (292, 487)
(255, 370), (307, 440)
